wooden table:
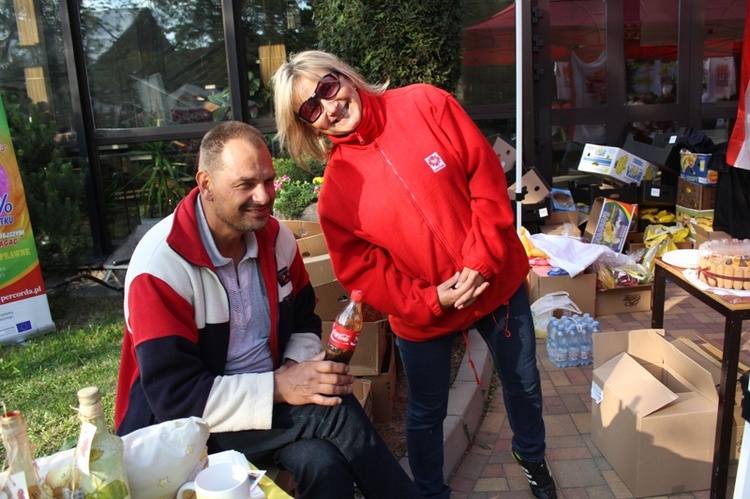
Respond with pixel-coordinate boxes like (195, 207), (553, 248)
(652, 258), (750, 499)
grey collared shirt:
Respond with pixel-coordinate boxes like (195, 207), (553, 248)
(195, 196), (273, 374)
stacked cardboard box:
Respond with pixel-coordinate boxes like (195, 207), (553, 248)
(282, 220), (396, 423)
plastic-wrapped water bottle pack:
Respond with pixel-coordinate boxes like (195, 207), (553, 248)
(546, 313), (602, 368)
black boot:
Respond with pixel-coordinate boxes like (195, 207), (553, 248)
(511, 446), (558, 499)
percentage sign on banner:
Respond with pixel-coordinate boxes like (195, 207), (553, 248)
(0, 193), (13, 215)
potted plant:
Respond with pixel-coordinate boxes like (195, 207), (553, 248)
(134, 141), (192, 221)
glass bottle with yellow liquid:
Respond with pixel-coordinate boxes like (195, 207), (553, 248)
(71, 387), (130, 499)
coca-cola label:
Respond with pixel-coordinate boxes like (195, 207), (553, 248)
(329, 323), (359, 350)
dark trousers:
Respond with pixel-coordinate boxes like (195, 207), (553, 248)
(397, 283), (546, 498)
(209, 393), (420, 499)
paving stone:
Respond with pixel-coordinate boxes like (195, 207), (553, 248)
(473, 477), (510, 493)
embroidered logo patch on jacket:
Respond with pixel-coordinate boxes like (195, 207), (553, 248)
(425, 152), (447, 173)
(277, 267), (291, 286)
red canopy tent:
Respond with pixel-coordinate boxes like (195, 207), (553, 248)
(462, 0), (743, 67)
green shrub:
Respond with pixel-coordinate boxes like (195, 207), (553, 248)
(313, 0), (463, 92)
(273, 157), (325, 183)
(272, 157), (325, 219)
(274, 176), (321, 219)
(3, 95), (88, 277)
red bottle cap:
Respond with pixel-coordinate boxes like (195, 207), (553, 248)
(351, 289), (363, 302)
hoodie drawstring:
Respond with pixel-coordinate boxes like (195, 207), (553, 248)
(463, 300), (511, 386)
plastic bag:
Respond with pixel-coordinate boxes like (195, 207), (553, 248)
(530, 291), (582, 338)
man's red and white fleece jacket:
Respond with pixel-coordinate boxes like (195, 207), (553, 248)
(115, 188), (322, 436)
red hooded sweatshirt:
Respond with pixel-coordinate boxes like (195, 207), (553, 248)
(317, 84), (529, 342)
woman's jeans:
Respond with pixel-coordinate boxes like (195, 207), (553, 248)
(397, 283), (546, 499)
(208, 394), (420, 498)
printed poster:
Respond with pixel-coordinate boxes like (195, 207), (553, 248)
(0, 95), (55, 344)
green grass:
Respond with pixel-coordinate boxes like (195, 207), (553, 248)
(0, 286), (124, 463)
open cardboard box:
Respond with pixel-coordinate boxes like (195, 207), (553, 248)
(691, 222), (731, 249)
(622, 130), (684, 176)
(359, 338), (397, 423)
(321, 320), (389, 376)
(591, 328), (717, 497)
(490, 134), (516, 174)
(314, 280), (389, 376)
(670, 334), (747, 460)
(583, 197), (638, 253)
(527, 266), (596, 316)
(280, 220), (323, 238)
(507, 167), (551, 204)
(353, 378), (373, 421)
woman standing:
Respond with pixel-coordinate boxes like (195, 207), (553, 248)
(273, 50), (556, 499)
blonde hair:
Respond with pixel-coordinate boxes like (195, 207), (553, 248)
(272, 50), (388, 167)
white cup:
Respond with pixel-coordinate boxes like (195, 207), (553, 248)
(177, 463), (251, 499)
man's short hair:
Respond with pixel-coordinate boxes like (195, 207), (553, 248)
(199, 121), (267, 173)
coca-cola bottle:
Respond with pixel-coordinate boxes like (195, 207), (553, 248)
(324, 289), (364, 364)
(1, 410), (50, 499)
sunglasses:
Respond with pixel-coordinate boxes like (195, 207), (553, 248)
(297, 73), (341, 124)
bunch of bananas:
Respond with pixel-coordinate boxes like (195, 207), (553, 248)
(519, 227), (549, 259)
(640, 207), (676, 224)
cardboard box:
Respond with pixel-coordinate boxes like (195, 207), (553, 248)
(491, 135), (516, 174)
(625, 232), (692, 254)
(507, 167), (551, 204)
(303, 253), (336, 287)
(513, 199), (551, 223)
(583, 198), (638, 253)
(595, 284), (652, 315)
(675, 205), (714, 238)
(622, 130), (684, 175)
(322, 320), (390, 376)
(692, 223), (731, 248)
(638, 178), (678, 206)
(543, 209), (579, 227)
(314, 280), (386, 322)
(670, 336), (745, 460)
(591, 329), (717, 497)
(280, 220), (329, 258)
(353, 378), (373, 421)
(568, 180), (638, 206)
(677, 177), (717, 210)
(281, 220), (323, 238)
(577, 144), (650, 184)
(313, 280), (350, 321)
(360, 340), (397, 423)
(527, 266), (596, 316)
(680, 151), (719, 185)
(296, 233), (328, 258)
(623, 231), (646, 254)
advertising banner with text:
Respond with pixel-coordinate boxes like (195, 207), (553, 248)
(0, 96), (55, 344)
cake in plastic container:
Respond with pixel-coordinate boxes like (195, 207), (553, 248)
(697, 239), (750, 290)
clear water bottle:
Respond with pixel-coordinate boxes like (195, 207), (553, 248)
(546, 317), (558, 364)
(553, 323), (568, 368)
(579, 319), (592, 366)
(591, 320), (602, 334)
(567, 322), (581, 367)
